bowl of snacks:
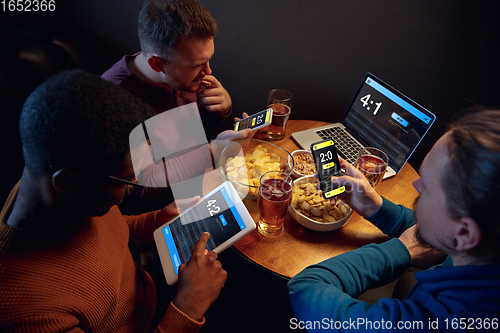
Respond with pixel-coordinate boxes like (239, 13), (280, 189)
(289, 150), (316, 178)
(218, 139), (294, 200)
(289, 175), (352, 232)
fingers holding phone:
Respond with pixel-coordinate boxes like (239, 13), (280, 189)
(233, 108), (273, 131)
(327, 156), (383, 218)
(234, 112), (249, 123)
(310, 140), (346, 200)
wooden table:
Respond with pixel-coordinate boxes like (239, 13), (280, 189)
(204, 120), (420, 279)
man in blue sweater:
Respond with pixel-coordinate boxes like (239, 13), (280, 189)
(288, 109), (500, 332)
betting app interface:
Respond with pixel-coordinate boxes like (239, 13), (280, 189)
(161, 187), (247, 274)
(344, 76), (434, 171)
(234, 108), (272, 131)
(311, 140), (345, 199)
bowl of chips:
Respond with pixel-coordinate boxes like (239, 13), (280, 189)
(289, 150), (316, 178)
(289, 175), (352, 232)
(218, 139), (294, 200)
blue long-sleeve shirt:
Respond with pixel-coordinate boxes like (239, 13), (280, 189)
(288, 198), (500, 332)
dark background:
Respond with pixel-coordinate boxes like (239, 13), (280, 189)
(1, 1), (499, 331)
(2, 0), (500, 174)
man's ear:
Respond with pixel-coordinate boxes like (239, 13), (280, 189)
(147, 56), (165, 73)
(52, 169), (88, 195)
(454, 217), (482, 251)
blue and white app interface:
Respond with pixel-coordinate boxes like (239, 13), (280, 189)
(345, 77), (434, 170)
(162, 187), (247, 274)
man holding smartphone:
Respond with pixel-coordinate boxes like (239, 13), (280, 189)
(288, 109), (500, 330)
(102, 0), (256, 216)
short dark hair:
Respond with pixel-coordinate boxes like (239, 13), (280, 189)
(442, 108), (500, 260)
(19, 69), (155, 177)
(138, 0), (217, 58)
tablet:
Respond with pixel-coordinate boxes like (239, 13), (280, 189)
(153, 181), (255, 285)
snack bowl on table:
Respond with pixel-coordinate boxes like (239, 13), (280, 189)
(288, 149), (316, 178)
(218, 139), (294, 200)
(289, 175), (352, 232)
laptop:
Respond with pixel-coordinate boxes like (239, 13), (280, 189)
(292, 73), (436, 179)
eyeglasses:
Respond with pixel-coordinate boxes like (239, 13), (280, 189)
(106, 175), (142, 196)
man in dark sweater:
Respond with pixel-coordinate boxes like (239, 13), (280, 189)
(289, 109), (500, 332)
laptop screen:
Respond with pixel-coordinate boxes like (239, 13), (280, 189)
(342, 73), (436, 172)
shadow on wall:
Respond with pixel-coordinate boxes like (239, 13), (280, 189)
(0, 28), (85, 202)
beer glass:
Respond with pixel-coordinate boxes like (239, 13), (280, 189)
(257, 171), (293, 237)
(354, 147), (388, 188)
(266, 89), (292, 140)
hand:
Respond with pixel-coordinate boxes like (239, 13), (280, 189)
(173, 232), (227, 322)
(324, 157), (383, 217)
(399, 225), (447, 269)
(197, 75), (232, 115)
(234, 112), (250, 123)
(209, 128), (255, 160)
(157, 196), (201, 224)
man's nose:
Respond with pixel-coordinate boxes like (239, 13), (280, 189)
(201, 62), (212, 76)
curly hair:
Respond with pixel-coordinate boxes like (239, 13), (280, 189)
(19, 69), (156, 177)
(443, 109), (500, 260)
(138, 0), (217, 58)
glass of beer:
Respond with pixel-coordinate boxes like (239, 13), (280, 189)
(266, 89), (292, 140)
(257, 171), (293, 237)
(354, 147), (388, 188)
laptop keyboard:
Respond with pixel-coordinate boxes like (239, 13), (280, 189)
(316, 127), (364, 165)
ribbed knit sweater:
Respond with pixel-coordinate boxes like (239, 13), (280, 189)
(0, 183), (204, 332)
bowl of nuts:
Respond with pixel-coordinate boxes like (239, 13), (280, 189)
(289, 175), (352, 232)
(289, 150), (316, 178)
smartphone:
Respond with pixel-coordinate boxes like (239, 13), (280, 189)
(234, 108), (273, 131)
(310, 139), (346, 199)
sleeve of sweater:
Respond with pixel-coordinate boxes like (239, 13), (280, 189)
(136, 145), (214, 200)
(163, 145), (215, 184)
(287, 239), (413, 331)
(154, 302), (204, 333)
(124, 210), (161, 250)
(287, 198), (416, 331)
(199, 106), (231, 141)
(366, 197), (416, 238)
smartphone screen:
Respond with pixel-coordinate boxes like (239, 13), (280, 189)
(160, 187), (247, 274)
(234, 108), (273, 131)
(310, 140), (346, 199)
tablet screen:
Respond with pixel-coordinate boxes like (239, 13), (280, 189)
(161, 187), (248, 274)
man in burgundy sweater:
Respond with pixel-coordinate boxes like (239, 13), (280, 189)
(102, 0), (232, 141)
(102, 0), (255, 215)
